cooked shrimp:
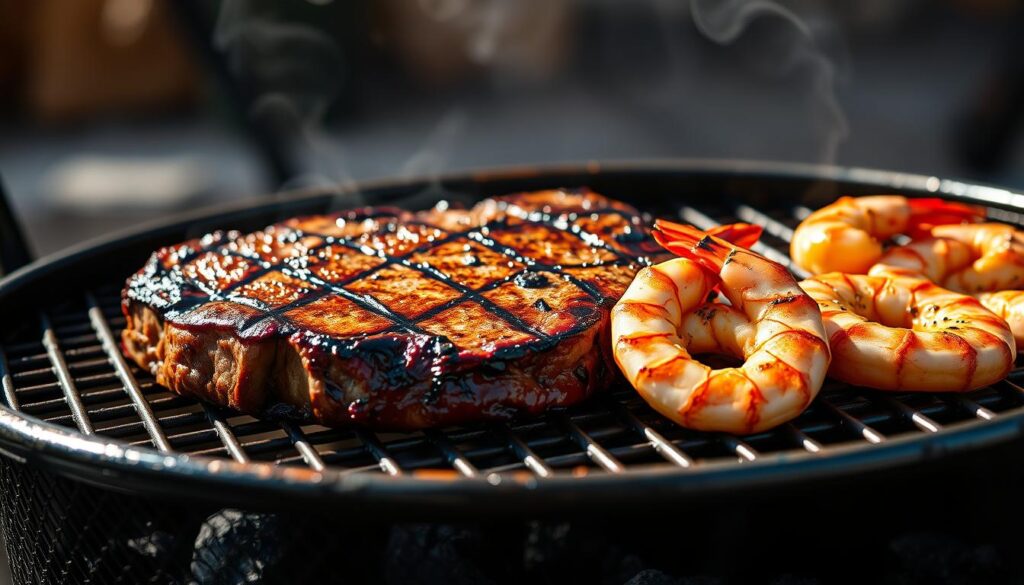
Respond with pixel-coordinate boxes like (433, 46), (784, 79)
(703, 222), (763, 249)
(791, 195), (983, 275)
(799, 273), (1015, 391)
(976, 291), (1024, 350)
(870, 223), (1024, 292)
(611, 220), (830, 434)
(869, 222), (1024, 348)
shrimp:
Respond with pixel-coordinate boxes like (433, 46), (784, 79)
(791, 195), (983, 275)
(976, 291), (1024, 350)
(611, 220), (830, 434)
(799, 272), (1015, 391)
(869, 222), (1024, 347)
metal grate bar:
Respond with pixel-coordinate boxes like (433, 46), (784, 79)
(823, 401), (886, 443)
(0, 348), (19, 410)
(721, 436), (759, 462)
(559, 415), (624, 473)
(787, 424), (822, 453)
(610, 401), (692, 468)
(680, 206), (801, 274)
(424, 430), (479, 477)
(496, 423), (553, 477)
(1001, 378), (1024, 397)
(882, 396), (943, 433)
(727, 204), (815, 279)
(85, 293), (171, 452)
(39, 313), (94, 435)
(201, 406), (250, 463)
(735, 204), (796, 241)
(279, 421), (326, 471)
(953, 395), (995, 420)
(353, 428), (404, 476)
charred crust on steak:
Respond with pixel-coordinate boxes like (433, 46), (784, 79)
(573, 365), (589, 384)
(514, 271), (551, 289)
(613, 225), (647, 244)
(121, 189), (662, 429)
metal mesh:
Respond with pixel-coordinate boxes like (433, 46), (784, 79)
(4, 200), (1018, 476)
(2, 196), (1024, 583)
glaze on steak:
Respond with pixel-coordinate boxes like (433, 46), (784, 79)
(122, 189), (660, 429)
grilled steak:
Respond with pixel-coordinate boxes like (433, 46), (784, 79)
(122, 189), (660, 429)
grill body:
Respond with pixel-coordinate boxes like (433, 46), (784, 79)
(3, 161), (1024, 583)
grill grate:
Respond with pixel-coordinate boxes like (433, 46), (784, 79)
(2, 199), (1023, 484)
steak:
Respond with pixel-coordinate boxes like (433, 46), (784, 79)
(122, 189), (660, 429)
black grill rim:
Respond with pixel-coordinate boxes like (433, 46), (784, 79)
(0, 401), (1018, 516)
(2, 158), (1024, 517)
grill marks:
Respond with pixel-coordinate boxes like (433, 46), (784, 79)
(649, 265), (682, 305)
(130, 194), (651, 357)
(740, 371), (766, 431)
(615, 301), (672, 324)
(636, 353), (692, 386)
(892, 330), (918, 385)
(964, 327), (1013, 381)
(764, 348), (812, 404)
(617, 331), (673, 346)
(934, 330), (978, 390)
(124, 190), (666, 429)
(804, 272), (1015, 392)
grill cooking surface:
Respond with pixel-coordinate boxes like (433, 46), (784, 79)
(3, 167), (1024, 505)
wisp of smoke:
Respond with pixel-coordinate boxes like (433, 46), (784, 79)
(689, 0), (849, 163)
(400, 109), (468, 178)
(213, 0), (848, 202)
(214, 0), (362, 203)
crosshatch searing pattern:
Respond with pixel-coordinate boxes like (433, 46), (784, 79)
(126, 190), (658, 355)
(120, 190), (666, 430)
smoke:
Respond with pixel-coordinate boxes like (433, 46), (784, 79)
(688, 0), (849, 163)
(691, 0), (811, 42)
(213, 0), (361, 202)
(211, 0), (849, 199)
(409, 0), (570, 84)
(464, 0), (507, 64)
(400, 109), (467, 178)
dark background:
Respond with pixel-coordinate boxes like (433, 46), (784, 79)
(0, 0), (1022, 258)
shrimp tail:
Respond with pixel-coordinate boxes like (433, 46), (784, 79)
(653, 220), (746, 275)
(706, 223), (764, 249)
(906, 198), (985, 238)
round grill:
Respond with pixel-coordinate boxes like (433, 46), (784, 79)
(2, 160), (1024, 582)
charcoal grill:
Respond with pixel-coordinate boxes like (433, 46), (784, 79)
(2, 160), (1024, 583)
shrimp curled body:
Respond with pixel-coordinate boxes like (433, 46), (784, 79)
(976, 290), (1024, 349)
(870, 223), (1024, 348)
(799, 273), (1015, 392)
(791, 195), (983, 275)
(611, 221), (831, 434)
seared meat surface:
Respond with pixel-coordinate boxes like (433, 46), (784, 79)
(122, 190), (660, 429)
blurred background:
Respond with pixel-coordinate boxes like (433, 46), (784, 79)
(0, 2), (1020, 582)
(0, 0), (1023, 258)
